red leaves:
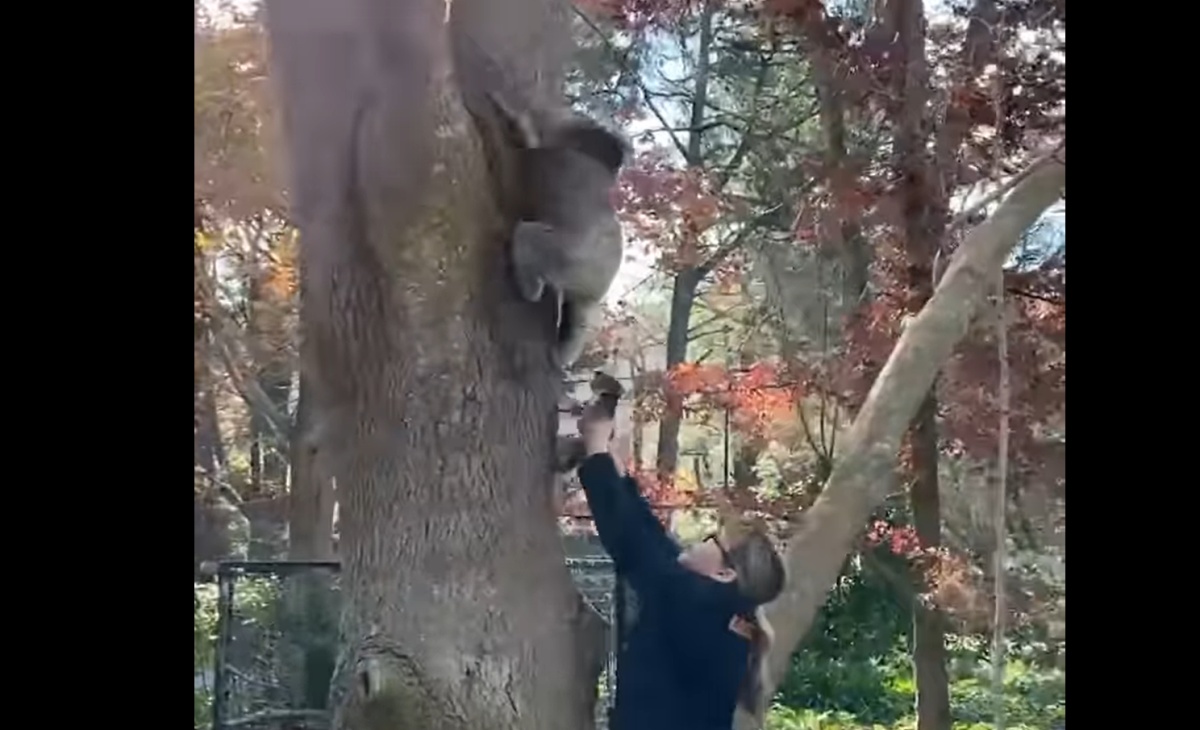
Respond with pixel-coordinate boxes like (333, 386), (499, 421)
(559, 466), (697, 528)
(866, 520), (922, 559)
(866, 520), (986, 620)
(665, 362), (799, 439)
(616, 153), (735, 273)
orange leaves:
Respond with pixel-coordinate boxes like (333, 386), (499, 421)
(667, 362), (729, 395)
(262, 230), (299, 300)
(866, 520), (987, 622)
(630, 467), (697, 510)
(666, 361), (799, 438)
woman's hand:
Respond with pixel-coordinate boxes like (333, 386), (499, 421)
(581, 413), (615, 456)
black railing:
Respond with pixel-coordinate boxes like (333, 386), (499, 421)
(202, 557), (622, 730)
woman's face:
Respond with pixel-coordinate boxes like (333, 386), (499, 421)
(678, 534), (738, 583)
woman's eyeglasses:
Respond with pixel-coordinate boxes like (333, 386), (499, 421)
(703, 533), (731, 568)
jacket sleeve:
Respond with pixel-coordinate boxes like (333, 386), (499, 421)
(617, 475), (681, 564)
(577, 454), (646, 573)
(579, 455), (708, 604)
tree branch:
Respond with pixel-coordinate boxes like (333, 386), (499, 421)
(740, 144), (1065, 727)
(697, 204), (784, 276)
(949, 143), (1064, 231)
(573, 7), (691, 161)
(195, 260), (293, 444)
(1006, 287), (1063, 306)
(211, 321), (293, 445)
(716, 52), (771, 189)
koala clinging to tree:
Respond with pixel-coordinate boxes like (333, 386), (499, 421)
(487, 91), (629, 369)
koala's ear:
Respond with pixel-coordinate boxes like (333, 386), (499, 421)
(556, 120), (628, 174)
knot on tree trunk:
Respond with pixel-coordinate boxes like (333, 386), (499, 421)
(335, 636), (459, 730)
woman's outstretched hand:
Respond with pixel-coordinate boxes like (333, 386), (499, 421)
(581, 413), (614, 456)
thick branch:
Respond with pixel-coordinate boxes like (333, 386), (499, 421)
(212, 323), (293, 444)
(736, 144), (1065, 727)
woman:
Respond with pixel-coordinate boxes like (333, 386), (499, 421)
(577, 413), (786, 730)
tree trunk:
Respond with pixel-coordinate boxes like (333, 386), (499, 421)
(811, 40), (870, 307)
(195, 233), (227, 484)
(731, 440), (764, 490)
(288, 376), (336, 562)
(279, 375), (340, 711)
(263, 1), (602, 727)
(630, 361), (645, 470)
(654, 1), (714, 484)
(733, 146), (1065, 730)
(890, 0), (953, 720)
(909, 394), (951, 730)
(655, 268), (700, 482)
(991, 281), (1011, 730)
(247, 240), (294, 494)
(196, 216), (247, 571)
(195, 349), (226, 484)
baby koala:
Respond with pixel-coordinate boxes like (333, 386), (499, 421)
(489, 92), (629, 369)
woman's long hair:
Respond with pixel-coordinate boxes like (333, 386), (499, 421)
(726, 529), (785, 716)
(737, 606), (775, 715)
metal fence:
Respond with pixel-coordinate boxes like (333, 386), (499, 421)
(200, 557), (621, 730)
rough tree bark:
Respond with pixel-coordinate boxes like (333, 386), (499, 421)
(264, 0), (605, 728)
(734, 145), (1065, 730)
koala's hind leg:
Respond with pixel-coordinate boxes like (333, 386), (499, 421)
(512, 221), (559, 303)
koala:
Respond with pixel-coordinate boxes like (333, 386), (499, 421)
(555, 371), (626, 474)
(487, 92), (629, 369)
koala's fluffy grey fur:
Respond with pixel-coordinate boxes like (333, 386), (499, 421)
(489, 93), (629, 369)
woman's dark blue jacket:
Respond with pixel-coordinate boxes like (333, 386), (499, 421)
(578, 454), (755, 730)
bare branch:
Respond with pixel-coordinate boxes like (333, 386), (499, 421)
(697, 204), (784, 275)
(716, 53), (772, 188)
(949, 143), (1065, 231)
(573, 7), (691, 161)
(195, 259), (293, 444)
(210, 321), (293, 444)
